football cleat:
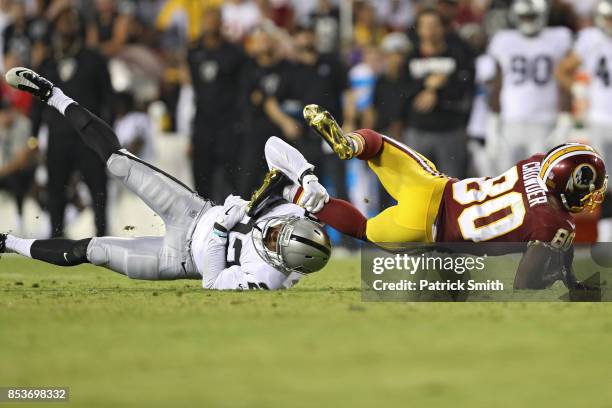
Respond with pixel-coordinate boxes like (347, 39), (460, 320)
(247, 169), (292, 217)
(303, 104), (355, 160)
(5, 67), (54, 102)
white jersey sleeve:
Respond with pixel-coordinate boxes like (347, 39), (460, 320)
(264, 136), (314, 183)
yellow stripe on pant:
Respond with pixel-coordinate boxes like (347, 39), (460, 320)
(364, 137), (449, 245)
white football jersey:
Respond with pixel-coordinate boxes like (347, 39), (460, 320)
(190, 202), (306, 290)
(574, 27), (612, 126)
(488, 27), (572, 122)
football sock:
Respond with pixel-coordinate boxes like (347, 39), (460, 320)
(29, 238), (92, 266)
(5, 235), (36, 258)
(348, 133), (364, 156)
(47, 87), (75, 115)
(64, 103), (121, 162)
(353, 129), (383, 160)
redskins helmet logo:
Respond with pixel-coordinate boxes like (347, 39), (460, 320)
(572, 164), (597, 191)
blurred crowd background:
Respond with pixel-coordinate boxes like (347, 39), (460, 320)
(0, 0), (609, 244)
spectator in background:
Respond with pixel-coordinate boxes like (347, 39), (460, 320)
(156, 0), (224, 44)
(186, 6), (246, 202)
(2, 0), (49, 69)
(353, 1), (385, 48)
(432, 0), (475, 59)
(0, 98), (36, 233)
(308, 0), (340, 53)
(377, 0), (415, 32)
(222, 0), (262, 43)
(403, 8), (474, 178)
(34, 5), (113, 237)
(256, 0), (294, 30)
(239, 27), (295, 195)
(363, 32), (412, 141)
(86, 0), (134, 57)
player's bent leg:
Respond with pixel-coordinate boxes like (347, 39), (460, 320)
(67, 104), (208, 232)
(365, 202), (435, 245)
(353, 129), (446, 199)
(106, 152), (208, 225)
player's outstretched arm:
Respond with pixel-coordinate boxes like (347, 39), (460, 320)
(264, 136), (313, 183)
(514, 242), (577, 289)
(264, 136), (329, 213)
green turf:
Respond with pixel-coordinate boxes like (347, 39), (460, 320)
(1, 254), (612, 407)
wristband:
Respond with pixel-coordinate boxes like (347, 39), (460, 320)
(298, 169), (316, 185)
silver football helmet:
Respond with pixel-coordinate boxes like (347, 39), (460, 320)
(596, 0), (612, 36)
(252, 216), (331, 276)
(510, 0), (548, 37)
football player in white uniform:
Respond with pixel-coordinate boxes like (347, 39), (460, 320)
(488, 0), (573, 173)
(557, 0), (612, 185)
(0, 68), (334, 290)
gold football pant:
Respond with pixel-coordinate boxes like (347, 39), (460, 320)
(363, 135), (449, 244)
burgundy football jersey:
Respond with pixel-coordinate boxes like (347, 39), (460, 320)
(435, 154), (576, 248)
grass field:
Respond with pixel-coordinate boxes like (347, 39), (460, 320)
(1, 254), (612, 407)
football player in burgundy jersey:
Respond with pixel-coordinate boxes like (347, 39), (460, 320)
(303, 104), (608, 290)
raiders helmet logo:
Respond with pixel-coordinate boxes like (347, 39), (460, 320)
(58, 58), (77, 82)
(572, 164), (596, 191)
(261, 74), (280, 95)
(200, 61), (219, 82)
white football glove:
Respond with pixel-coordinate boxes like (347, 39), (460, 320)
(214, 195), (248, 237)
(299, 173), (329, 214)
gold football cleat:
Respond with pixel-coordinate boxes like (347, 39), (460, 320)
(303, 104), (355, 160)
(247, 169), (291, 216)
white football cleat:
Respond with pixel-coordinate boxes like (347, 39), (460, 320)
(5, 67), (54, 102)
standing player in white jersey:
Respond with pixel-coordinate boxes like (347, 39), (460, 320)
(557, 0), (612, 188)
(488, 0), (573, 173)
(0, 67), (336, 291)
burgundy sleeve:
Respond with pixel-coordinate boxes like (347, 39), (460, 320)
(292, 186), (368, 240)
(354, 129), (384, 160)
